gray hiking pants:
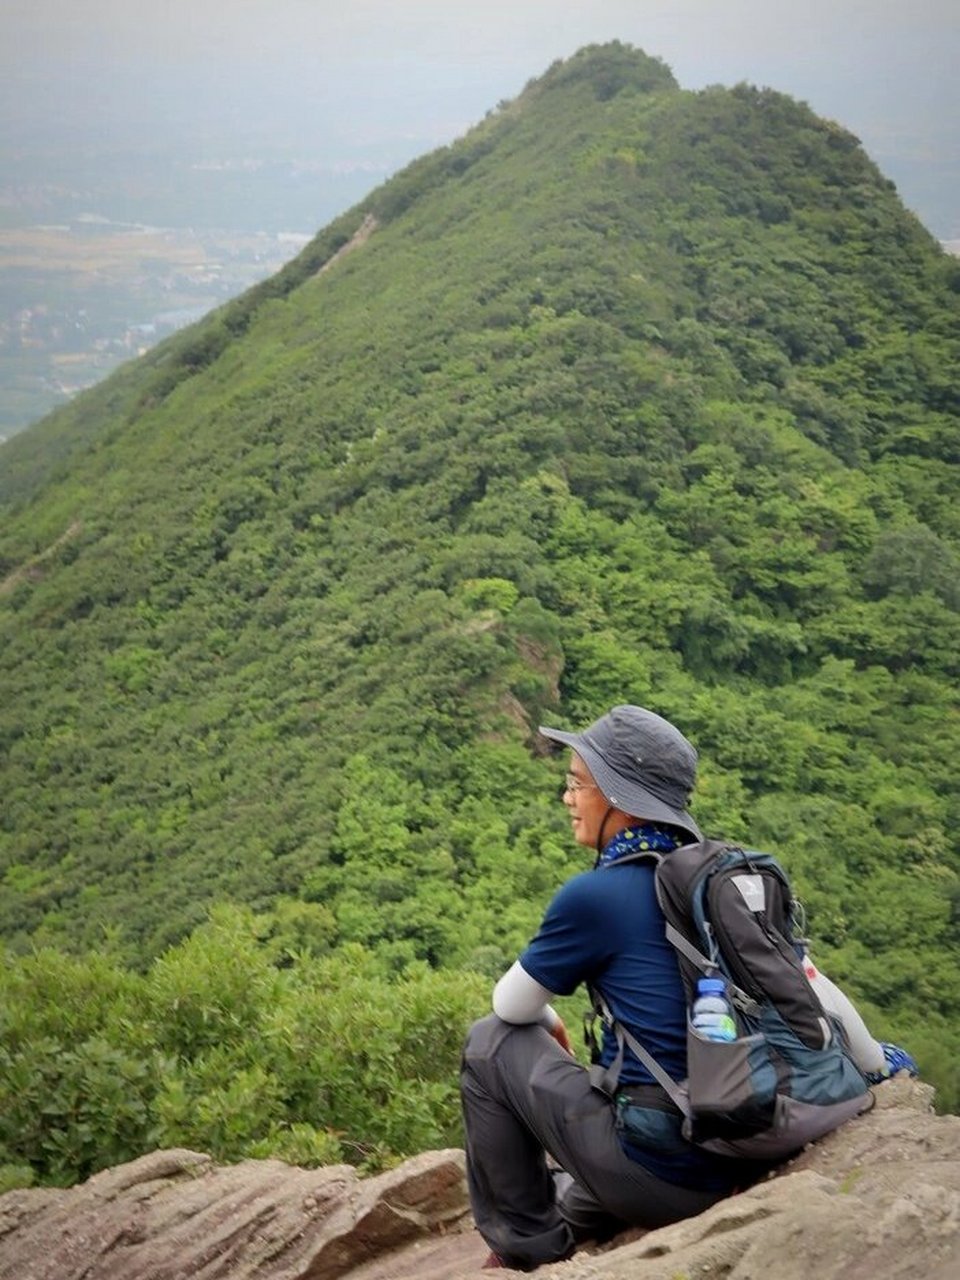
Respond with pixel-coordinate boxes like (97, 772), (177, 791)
(461, 1014), (726, 1269)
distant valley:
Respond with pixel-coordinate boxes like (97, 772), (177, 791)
(0, 147), (401, 439)
(0, 219), (309, 438)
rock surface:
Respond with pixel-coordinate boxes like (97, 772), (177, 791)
(0, 1078), (957, 1279)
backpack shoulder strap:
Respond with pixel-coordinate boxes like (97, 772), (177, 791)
(586, 986), (690, 1116)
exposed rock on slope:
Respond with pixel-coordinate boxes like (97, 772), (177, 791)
(0, 1078), (956, 1279)
(0, 1147), (476, 1280)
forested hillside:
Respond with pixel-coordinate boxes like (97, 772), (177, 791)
(1, 44), (958, 1187)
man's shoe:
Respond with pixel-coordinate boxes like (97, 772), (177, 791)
(866, 1042), (920, 1084)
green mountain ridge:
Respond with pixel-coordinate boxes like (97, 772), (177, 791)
(1, 43), (958, 1180)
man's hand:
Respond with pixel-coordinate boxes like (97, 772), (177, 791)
(549, 1017), (574, 1054)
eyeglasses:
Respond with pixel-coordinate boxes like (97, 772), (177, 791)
(564, 774), (598, 794)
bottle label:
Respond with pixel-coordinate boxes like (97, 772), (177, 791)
(692, 1012), (737, 1040)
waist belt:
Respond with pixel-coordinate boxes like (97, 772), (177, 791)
(616, 1082), (682, 1115)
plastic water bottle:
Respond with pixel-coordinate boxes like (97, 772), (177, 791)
(691, 977), (737, 1041)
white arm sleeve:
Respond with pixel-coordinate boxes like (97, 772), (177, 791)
(492, 960), (560, 1030)
(803, 953), (885, 1075)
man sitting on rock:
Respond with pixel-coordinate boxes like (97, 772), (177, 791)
(460, 705), (917, 1272)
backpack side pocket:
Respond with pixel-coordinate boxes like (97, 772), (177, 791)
(685, 1027), (778, 1143)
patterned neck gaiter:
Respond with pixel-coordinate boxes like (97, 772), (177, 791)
(597, 823), (682, 868)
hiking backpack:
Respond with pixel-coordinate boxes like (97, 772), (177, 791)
(588, 839), (873, 1160)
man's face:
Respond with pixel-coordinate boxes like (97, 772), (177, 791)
(563, 752), (610, 849)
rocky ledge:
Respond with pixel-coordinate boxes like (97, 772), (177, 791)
(0, 1077), (956, 1280)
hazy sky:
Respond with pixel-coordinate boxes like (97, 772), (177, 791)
(2, 0), (958, 235)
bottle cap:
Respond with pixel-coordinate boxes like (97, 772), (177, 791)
(697, 977), (725, 994)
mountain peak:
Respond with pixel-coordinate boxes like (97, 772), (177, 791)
(521, 40), (679, 103)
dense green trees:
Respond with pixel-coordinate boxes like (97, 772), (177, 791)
(0, 44), (958, 1185)
(0, 911), (488, 1187)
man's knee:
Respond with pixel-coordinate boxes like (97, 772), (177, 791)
(462, 1015), (522, 1107)
(463, 1012), (529, 1064)
(464, 1013), (501, 1055)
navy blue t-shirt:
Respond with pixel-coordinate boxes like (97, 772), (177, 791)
(520, 861), (686, 1086)
(520, 861), (746, 1191)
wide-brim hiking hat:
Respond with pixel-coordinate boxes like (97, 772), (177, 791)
(539, 705), (702, 842)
